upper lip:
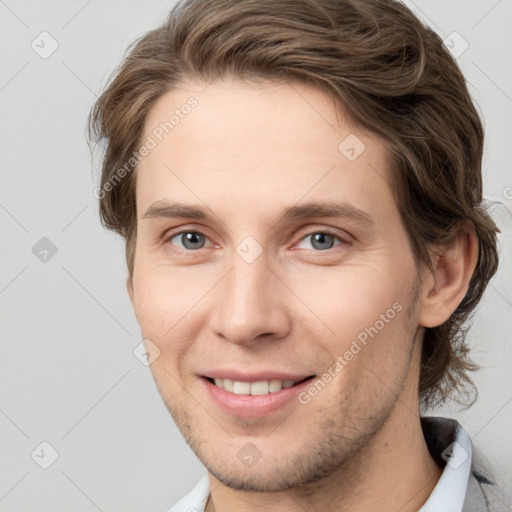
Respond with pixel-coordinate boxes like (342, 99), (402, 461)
(201, 369), (315, 382)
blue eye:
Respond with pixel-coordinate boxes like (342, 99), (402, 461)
(168, 231), (209, 250)
(166, 229), (347, 253)
(297, 232), (343, 251)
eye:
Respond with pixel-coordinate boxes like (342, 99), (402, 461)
(167, 230), (212, 251)
(296, 231), (347, 251)
(165, 229), (350, 253)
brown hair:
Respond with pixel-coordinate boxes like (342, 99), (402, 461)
(88, 0), (500, 409)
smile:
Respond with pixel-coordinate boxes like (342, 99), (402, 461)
(206, 377), (312, 395)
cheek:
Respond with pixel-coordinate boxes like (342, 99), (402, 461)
(290, 261), (418, 395)
(294, 269), (415, 409)
(131, 263), (217, 354)
(290, 262), (412, 344)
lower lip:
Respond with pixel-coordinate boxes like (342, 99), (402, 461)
(201, 377), (314, 417)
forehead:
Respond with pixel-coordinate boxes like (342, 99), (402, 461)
(135, 79), (394, 223)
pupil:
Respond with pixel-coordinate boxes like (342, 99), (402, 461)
(183, 232), (204, 249)
(312, 233), (333, 250)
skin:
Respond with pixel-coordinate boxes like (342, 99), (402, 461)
(127, 79), (478, 511)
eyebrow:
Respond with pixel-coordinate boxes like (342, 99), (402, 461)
(142, 200), (375, 227)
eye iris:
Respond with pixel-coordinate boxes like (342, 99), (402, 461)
(311, 233), (335, 250)
(177, 232), (337, 250)
(182, 232), (205, 250)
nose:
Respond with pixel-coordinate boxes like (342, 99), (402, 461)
(209, 254), (292, 346)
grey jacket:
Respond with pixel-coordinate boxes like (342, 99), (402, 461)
(421, 416), (511, 511)
(463, 455), (511, 511)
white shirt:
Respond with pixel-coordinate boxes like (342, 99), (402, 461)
(168, 417), (494, 512)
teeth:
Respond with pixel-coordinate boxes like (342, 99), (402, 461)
(233, 381), (251, 395)
(250, 381), (269, 396)
(269, 379), (283, 393)
(211, 378), (300, 395)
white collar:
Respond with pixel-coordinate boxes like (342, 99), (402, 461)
(418, 416), (473, 512)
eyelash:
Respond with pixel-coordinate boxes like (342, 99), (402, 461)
(164, 228), (351, 253)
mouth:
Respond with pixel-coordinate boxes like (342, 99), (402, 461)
(203, 376), (315, 396)
(200, 372), (319, 417)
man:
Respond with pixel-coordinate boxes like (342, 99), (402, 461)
(88, 0), (510, 510)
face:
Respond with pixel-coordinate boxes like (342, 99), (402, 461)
(128, 79), (425, 491)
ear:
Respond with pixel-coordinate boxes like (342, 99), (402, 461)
(417, 222), (479, 328)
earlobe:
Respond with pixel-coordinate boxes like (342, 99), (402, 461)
(418, 223), (479, 328)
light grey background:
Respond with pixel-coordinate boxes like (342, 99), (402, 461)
(1, 1), (511, 510)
